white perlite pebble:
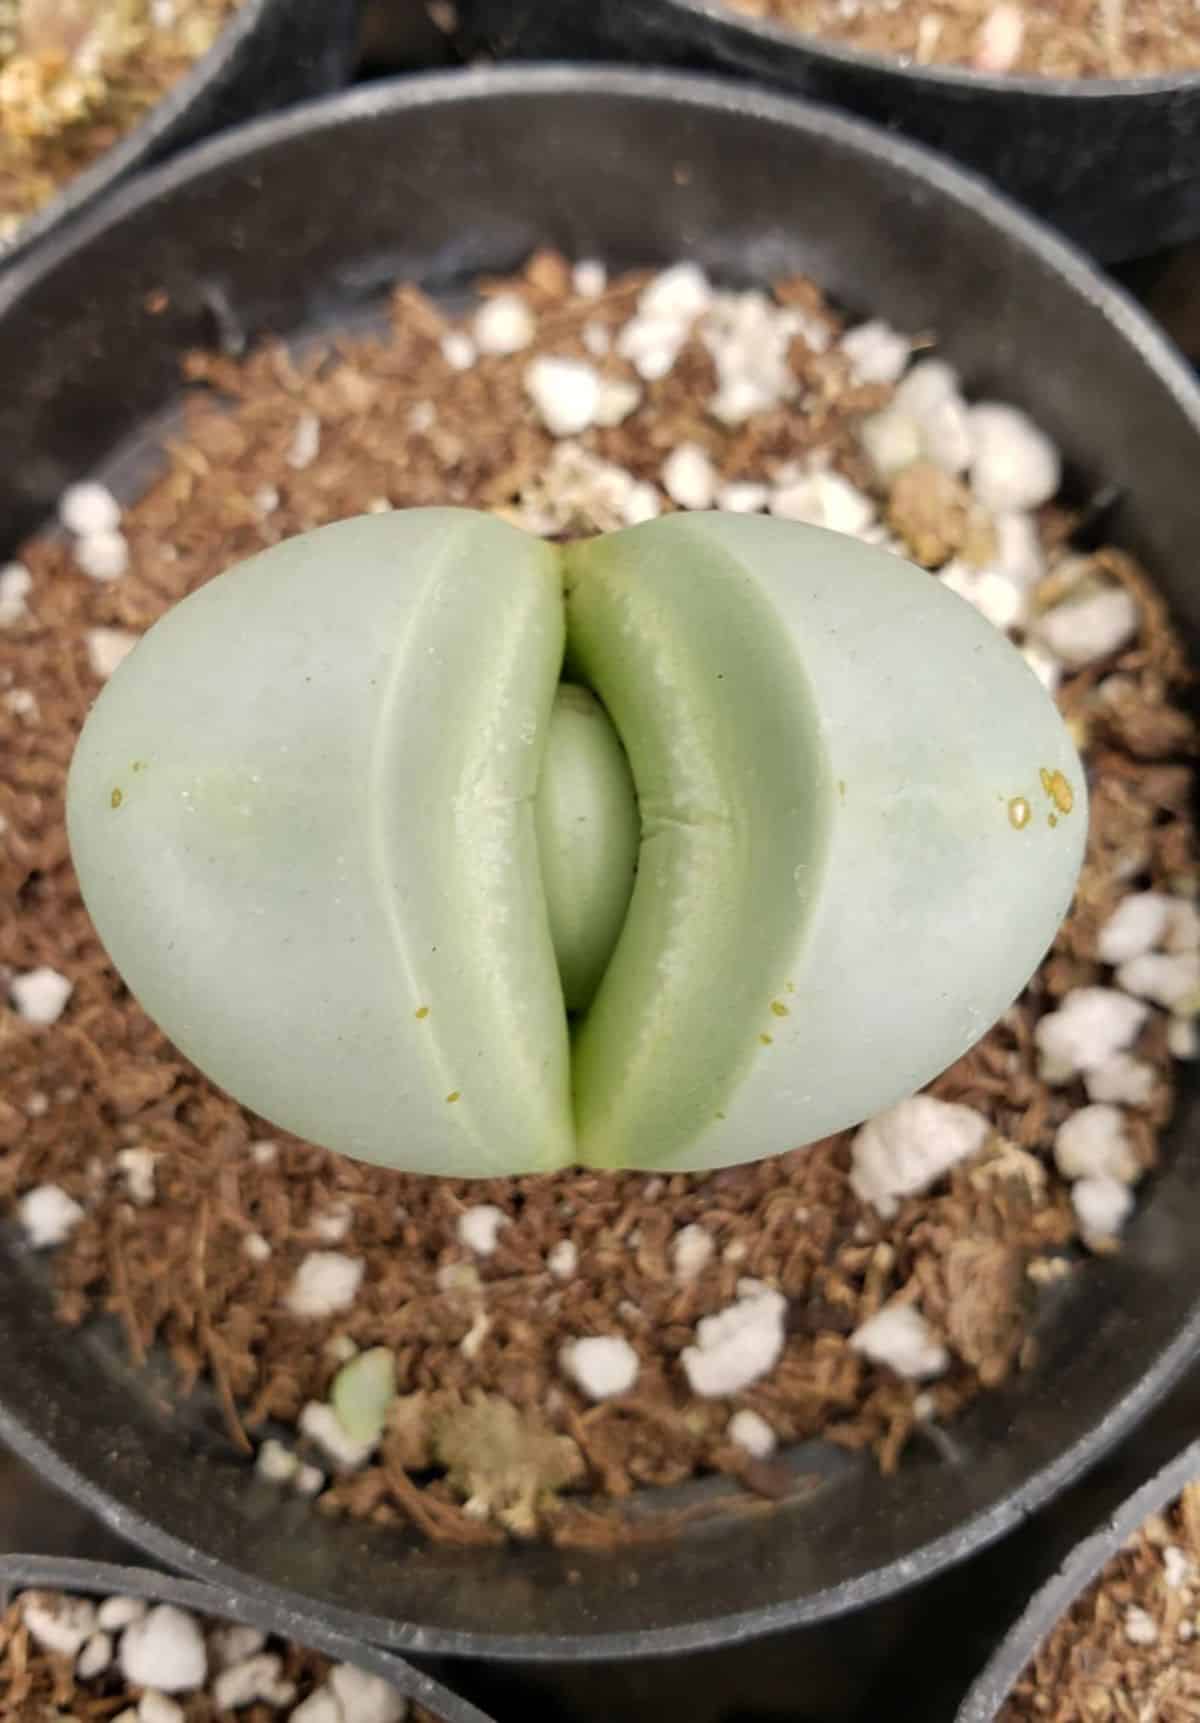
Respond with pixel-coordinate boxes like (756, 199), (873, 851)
(212, 1651), (295, 1709)
(974, 2), (1025, 72)
(525, 355), (600, 436)
(851, 1303), (949, 1381)
(98, 1596), (147, 1632)
(209, 1623), (266, 1670)
(139, 1694), (184, 1723)
(560, 1335), (640, 1400)
(839, 320), (910, 386)
(290, 1692), (343, 1723)
(1037, 589), (1139, 669)
(572, 259), (607, 298)
(1117, 952), (1200, 1011)
(594, 377), (642, 428)
(716, 480), (769, 514)
(314, 1204), (351, 1243)
(1073, 1175), (1135, 1242)
(939, 562), (1026, 633)
(671, 1223), (715, 1281)
(662, 443), (717, 510)
(243, 1231), (272, 1261)
(285, 1251), (364, 1318)
(1084, 1055), (1156, 1108)
(299, 1401), (376, 1471)
(1125, 1605), (1159, 1646)
(286, 413), (321, 470)
(727, 1408), (777, 1458)
(75, 530), (130, 582)
(1054, 1104), (1138, 1185)
(118, 1147), (158, 1205)
(850, 1096), (991, 1218)
(889, 359), (972, 475)
(11, 964), (73, 1023)
(1164, 897), (1200, 953)
(22, 1593), (97, 1657)
(457, 1204), (507, 1256)
(328, 1661), (408, 1723)
(702, 290), (805, 425)
(967, 403), (1061, 512)
(769, 471), (874, 539)
(295, 1462), (326, 1496)
(0, 562), (32, 625)
(547, 1238), (578, 1280)
(440, 332), (476, 372)
(59, 481), (121, 537)
(1097, 893), (1171, 965)
(1035, 988), (1149, 1082)
(1169, 1016), (1199, 1059)
(680, 1287), (787, 1398)
(256, 1438), (299, 1483)
(19, 1183), (84, 1248)
(992, 511), (1045, 588)
(86, 626), (137, 680)
(1163, 1545), (1193, 1589)
(858, 405), (924, 483)
(119, 1605), (207, 1694)
(77, 1631), (114, 1679)
(473, 293), (536, 355)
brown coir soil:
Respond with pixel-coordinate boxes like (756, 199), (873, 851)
(721, 0), (1200, 78)
(0, 251), (1195, 1550)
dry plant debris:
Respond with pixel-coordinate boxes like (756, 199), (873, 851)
(0, 252), (1195, 1550)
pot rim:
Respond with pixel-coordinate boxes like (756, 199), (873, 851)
(0, 1554), (493, 1722)
(955, 1436), (1200, 1720)
(2, 63), (1200, 1661)
(653, 0), (1200, 100)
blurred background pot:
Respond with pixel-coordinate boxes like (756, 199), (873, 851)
(454, 0), (1200, 262)
(0, 0), (361, 272)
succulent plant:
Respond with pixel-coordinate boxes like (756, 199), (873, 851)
(67, 508), (1085, 1176)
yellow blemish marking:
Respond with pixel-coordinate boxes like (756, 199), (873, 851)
(838, 779), (847, 801)
(760, 1033), (773, 1046)
(446, 1090), (461, 1104)
(414, 1006), (430, 1020)
(770, 1001), (790, 1018)
(1047, 770), (1074, 814)
(110, 787), (123, 809)
(131, 760), (147, 773)
(1008, 796), (1031, 830)
(1049, 813), (1058, 828)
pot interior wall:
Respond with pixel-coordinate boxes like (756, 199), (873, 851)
(1, 71), (1200, 1658)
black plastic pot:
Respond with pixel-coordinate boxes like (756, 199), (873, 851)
(0, 0), (361, 272)
(456, 0), (1200, 263)
(1, 65), (1200, 1663)
(0, 1556), (492, 1722)
(956, 1427), (1200, 1720)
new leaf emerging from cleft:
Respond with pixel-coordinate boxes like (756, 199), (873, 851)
(66, 507), (1086, 1176)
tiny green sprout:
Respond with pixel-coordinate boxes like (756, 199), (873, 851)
(66, 508), (1086, 1177)
(331, 1346), (396, 1445)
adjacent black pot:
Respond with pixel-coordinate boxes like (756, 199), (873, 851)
(0, 1556), (492, 1723)
(456, 0), (1200, 262)
(0, 0), (361, 272)
(956, 1431), (1200, 1721)
(2, 66), (1200, 1662)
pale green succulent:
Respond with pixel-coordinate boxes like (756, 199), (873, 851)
(66, 508), (1086, 1176)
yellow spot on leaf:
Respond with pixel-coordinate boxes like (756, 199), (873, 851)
(1008, 796), (1031, 830)
(1041, 768), (1074, 814)
(1048, 813), (1058, 828)
(415, 1006), (430, 1020)
(446, 1090), (461, 1104)
(770, 1001), (790, 1017)
(110, 787), (123, 809)
(760, 1033), (773, 1046)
